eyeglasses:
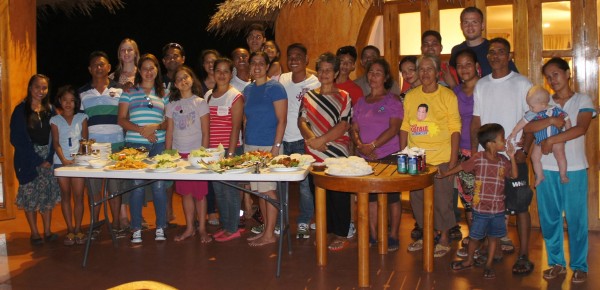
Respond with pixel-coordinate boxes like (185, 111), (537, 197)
(145, 95), (153, 109)
(247, 34), (264, 41)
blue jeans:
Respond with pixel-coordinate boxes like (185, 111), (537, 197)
(283, 139), (313, 225)
(127, 142), (167, 230)
(213, 147), (244, 233)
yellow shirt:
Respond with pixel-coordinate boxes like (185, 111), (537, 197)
(400, 85), (461, 165)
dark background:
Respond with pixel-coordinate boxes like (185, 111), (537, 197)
(37, 0), (274, 95)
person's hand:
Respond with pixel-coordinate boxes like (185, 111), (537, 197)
(40, 161), (51, 168)
(540, 138), (554, 155)
(436, 170), (446, 179)
(122, 82), (134, 93)
(270, 146), (280, 157)
(549, 116), (566, 129)
(506, 139), (516, 158)
(306, 137), (327, 152)
(140, 125), (157, 138)
(62, 159), (75, 166)
(514, 149), (527, 163)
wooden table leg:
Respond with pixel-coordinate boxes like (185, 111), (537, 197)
(357, 192), (369, 287)
(423, 184), (434, 272)
(377, 193), (388, 254)
(315, 186), (327, 266)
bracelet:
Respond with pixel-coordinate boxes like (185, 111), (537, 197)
(371, 142), (376, 149)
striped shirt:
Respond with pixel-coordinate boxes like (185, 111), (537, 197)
(461, 152), (513, 214)
(205, 88), (243, 148)
(119, 87), (167, 144)
(299, 89), (351, 161)
(78, 82), (124, 149)
(523, 106), (569, 145)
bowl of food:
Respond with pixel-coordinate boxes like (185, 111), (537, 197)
(311, 162), (327, 172)
(88, 159), (109, 169)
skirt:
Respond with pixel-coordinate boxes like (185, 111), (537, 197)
(16, 144), (61, 212)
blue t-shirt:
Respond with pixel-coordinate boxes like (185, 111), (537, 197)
(450, 39), (518, 78)
(243, 79), (287, 146)
(49, 113), (88, 164)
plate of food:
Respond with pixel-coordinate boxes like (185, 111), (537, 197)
(149, 149), (180, 163)
(104, 159), (148, 171)
(269, 167), (303, 172)
(147, 167), (181, 173)
(324, 169), (373, 177)
(224, 167), (252, 174)
(109, 148), (149, 161)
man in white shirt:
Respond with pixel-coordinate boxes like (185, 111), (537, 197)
(278, 43), (321, 238)
(471, 37), (535, 275)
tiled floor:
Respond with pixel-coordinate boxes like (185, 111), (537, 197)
(1, 192), (598, 289)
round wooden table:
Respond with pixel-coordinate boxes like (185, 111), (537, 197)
(311, 161), (438, 287)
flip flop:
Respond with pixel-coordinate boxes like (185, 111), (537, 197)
(434, 244), (451, 258)
(328, 239), (350, 252)
(451, 260), (472, 271)
(483, 268), (496, 279)
(215, 230), (242, 242)
(512, 255), (534, 275)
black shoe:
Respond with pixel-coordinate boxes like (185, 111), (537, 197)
(44, 233), (59, 242)
(30, 236), (43, 246)
(411, 223), (423, 240)
(449, 225), (463, 241)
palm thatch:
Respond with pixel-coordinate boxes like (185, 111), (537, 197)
(207, 0), (463, 35)
(37, 0), (124, 18)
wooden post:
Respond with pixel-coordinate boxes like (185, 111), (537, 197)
(512, 0), (529, 77)
(421, 0), (439, 33)
(315, 186), (327, 266)
(526, 0), (543, 84)
(377, 193), (388, 254)
(383, 2), (399, 82)
(357, 192), (369, 287)
(423, 184), (434, 272)
(0, 0), (36, 220)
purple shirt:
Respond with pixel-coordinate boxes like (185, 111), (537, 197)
(353, 93), (403, 159)
(454, 84), (474, 150)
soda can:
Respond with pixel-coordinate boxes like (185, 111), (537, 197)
(408, 155), (418, 175)
(417, 155), (423, 172)
(397, 154), (408, 174)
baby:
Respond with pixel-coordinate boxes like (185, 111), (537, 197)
(509, 86), (571, 186)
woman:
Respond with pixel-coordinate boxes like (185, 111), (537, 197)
(351, 58), (403, 251)
(400, 54), (461, 258)
(109, 38), (140, 89)
(524, 57), (595, 283)
(197, 49), (219, 93)
(299, 52), (352, 251)
(117, 54), (168, 243)
(243, 51), (287, 247)
(452, 48), (480, 253)
(205, 58), (245, 242)
(399, 56), (421, 99)
(10, 74), (61, 245)
(263, 40), (282, 80)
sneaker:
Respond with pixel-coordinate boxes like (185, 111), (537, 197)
(347, 222), (356, 239)
(274, 225), (280, 235)
(251, 224), (264, 234)
(296, 223), (310, 239)
(64, 233), (75, 246)
(310, 223), (316, 230)
(112, 227), (128, 239)
(75, 232), (87, 245)
(131, 230), (142, 244)
(155, 228), (166, 241)
(90, 229), (101, 240)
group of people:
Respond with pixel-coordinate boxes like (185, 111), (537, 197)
(10, 7), (594, 283)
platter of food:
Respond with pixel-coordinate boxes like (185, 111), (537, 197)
(147, 167), (181, 173)
(269, 167), (303, 172)
(104, 159), (148, 171)
(202, 150), (271, 173)
(324, 169), (373, 177)
(223, 167), (252, 174)
(109, 148), (148, 161)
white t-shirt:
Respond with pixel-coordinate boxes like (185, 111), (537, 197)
(473, 71), (532, 150)
(278, 72), (321, 142)
(230, 75), (251, 94)
(165, 95), (209, 153)
(540, 93), (596, 171)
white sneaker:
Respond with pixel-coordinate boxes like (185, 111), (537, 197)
(347, 222), (356, 239)
(310, 223), (316, 230)
(155, 228), (166, 241)
(296, 223), (310, 239)
(131, 230), (142, 244)
(274, 225), (280, 235)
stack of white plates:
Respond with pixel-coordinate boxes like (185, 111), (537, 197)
(91, 142), (112, 160)
(74, 154), (99, 166)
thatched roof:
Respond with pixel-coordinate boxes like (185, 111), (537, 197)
(37, 0), (124, 17)
(207, 0), (383, 36)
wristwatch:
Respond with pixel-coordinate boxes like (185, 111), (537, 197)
(274, 143), (281, 148)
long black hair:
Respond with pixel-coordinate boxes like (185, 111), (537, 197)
(54, 85), (82, 114)
(135, 53), (165, 98)
(24, 74), (52, 128)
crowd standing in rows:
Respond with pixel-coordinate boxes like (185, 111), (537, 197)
(9, 6), (595, 283)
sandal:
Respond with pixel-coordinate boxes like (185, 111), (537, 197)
(328, 239), (350, 252)
(64, 233), (75, 246)
(543, 265), (566, 280)
(407, 239), (423, 252)
(512, 255), (534, 275)
(30, 235), (43, 246)
(571, 270), (587, 284)
(451, 260), (472, 271)
(388, 237), (400, 252)
(44, 233), (59, 243)
(483, 267), (496, 279)
(434, 244), (451, 258)
(499, 236), (515, 254)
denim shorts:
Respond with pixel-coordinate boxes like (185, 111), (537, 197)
(469, 211), (506, 240)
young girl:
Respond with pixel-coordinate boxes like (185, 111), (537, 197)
(50, 86), (88, 246)
(165, 66), (211, 243)
(262, 40), (282, 80)
(205, 58), (244, 242)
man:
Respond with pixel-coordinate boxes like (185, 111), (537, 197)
(230, 48), (251, 93)
(353, 45), (401, 96)
(420, 30), (458, 88)
(162, 42), (186, 93)
(246, 23), (266, 54)
(471, 37), (534, 275)
(78, 51), (125, 238)
(335, 46), (363, 106)
(449, 6), (518, 77)
(277, 43), (321, 239)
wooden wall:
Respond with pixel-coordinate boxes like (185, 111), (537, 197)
(0, 0), (37, 220)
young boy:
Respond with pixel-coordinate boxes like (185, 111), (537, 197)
(439, 123), (518, 279)
(508, 86), (571, 186)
